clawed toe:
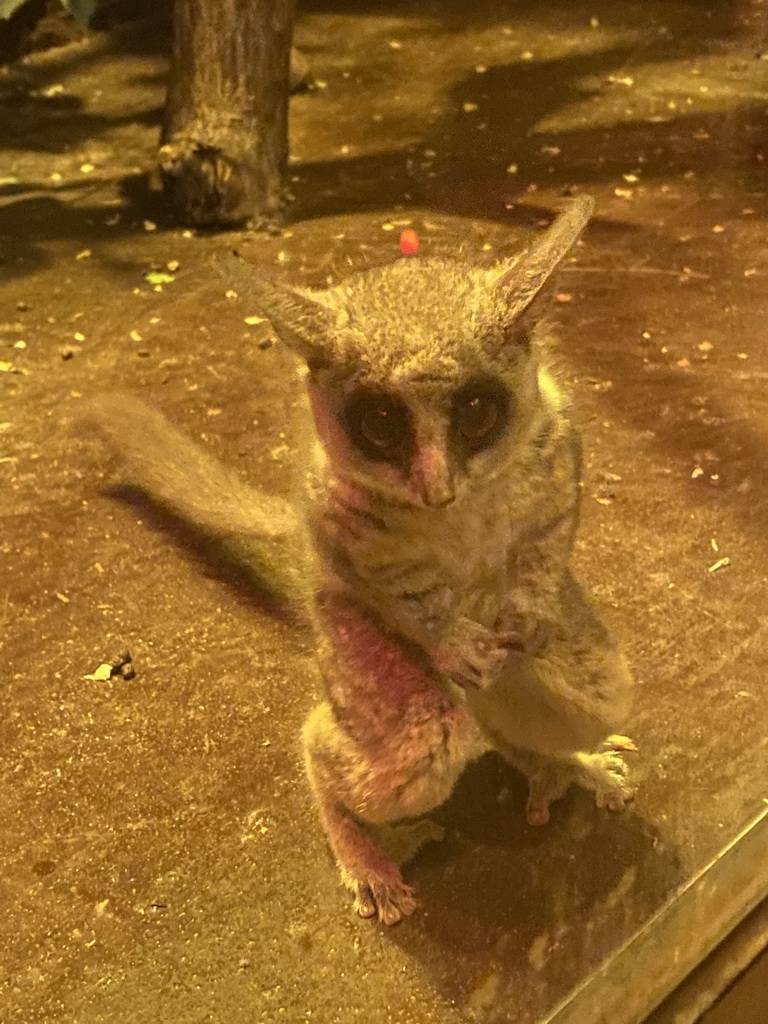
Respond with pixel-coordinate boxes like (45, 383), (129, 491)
(602, 734), (638, 754)
(352, 884), (378, 919)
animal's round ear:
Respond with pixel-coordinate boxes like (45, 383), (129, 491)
(491, 195), (594, 318)
(214, 253), (334, 368)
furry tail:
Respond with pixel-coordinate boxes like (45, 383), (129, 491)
(80, 394), (311, 605)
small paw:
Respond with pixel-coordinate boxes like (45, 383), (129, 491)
(524, 764), (572, 826)
(435, 617), (512, 690)
(493, 612), (553, 655)
(340, 862), (417, 925)
(348, 876), (417, 926)
(577, 748), (635, 813)
(526, 799), (552, 827)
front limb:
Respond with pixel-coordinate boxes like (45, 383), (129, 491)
(337, 575), (517, 692)
(488, 410), (584, 652)
(320, 524), (515, 691)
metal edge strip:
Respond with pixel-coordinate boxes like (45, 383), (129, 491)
(543, 804), (768, 1024)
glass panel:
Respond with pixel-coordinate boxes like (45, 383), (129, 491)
(2, 1), (767, 1022)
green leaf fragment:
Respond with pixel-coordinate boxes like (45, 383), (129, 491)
(144, 272), (176, 286)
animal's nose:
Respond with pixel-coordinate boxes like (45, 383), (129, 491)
(411, 446), (455, 508)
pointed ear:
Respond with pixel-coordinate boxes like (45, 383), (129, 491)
(214, 253), (333, 368)
(492, 195), (594, 318)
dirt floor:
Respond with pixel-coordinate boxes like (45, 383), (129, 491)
(2, 1), (768, 1022)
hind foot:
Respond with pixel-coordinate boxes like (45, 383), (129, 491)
(341, 865), (417, 925)
(512, 737), (637, 826)
(574, 736), (637, 812)
(525, 764), (573, 827)
(526, 798), (554, 827)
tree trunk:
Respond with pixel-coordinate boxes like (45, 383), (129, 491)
(160, 0), (295, 228)
(0, 0), (47, 65)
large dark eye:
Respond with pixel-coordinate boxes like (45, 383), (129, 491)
(452, 382), (509, 454)
(343, 391), (411, 461)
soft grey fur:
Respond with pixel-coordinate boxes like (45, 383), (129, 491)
(83, 196), (635, 925)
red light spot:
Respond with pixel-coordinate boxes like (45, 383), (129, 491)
(399, 229), (420, 256)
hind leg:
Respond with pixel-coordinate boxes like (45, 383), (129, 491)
(314, 792), (419, 925)
(503, 736), (637, 827)
(303, 704), (415, 924)
(303, 702), (464, 924)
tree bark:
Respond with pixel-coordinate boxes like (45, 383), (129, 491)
(0, 0), (47, 65)
(160, 0), (295, 228)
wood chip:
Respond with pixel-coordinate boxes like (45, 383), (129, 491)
(84, 664), (112, 682)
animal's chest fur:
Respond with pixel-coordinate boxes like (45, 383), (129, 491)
(395, 500), (514, 603)
(329, 482), (527, 629)
(313, 468), (552, 626)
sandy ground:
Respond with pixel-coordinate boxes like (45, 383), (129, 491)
(2, 0), (768, 1021)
